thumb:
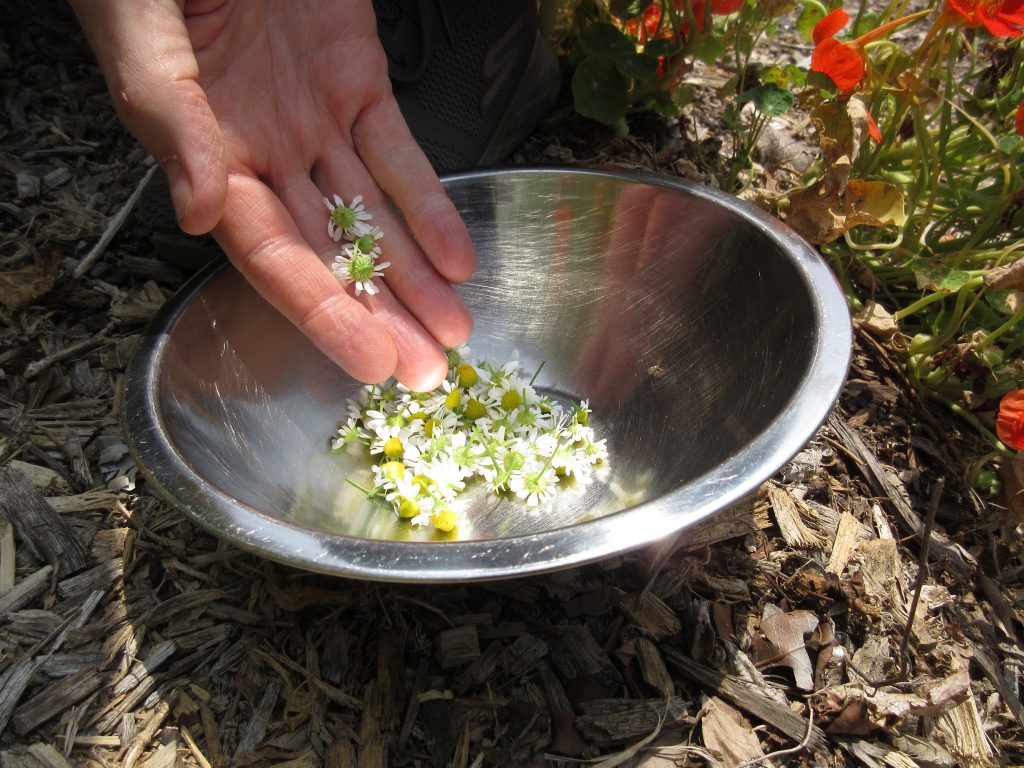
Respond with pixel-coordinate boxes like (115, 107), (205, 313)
(70, 0), (227, 235)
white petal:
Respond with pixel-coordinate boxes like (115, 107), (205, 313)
(333, 194), (344, 206)
(354, 282), (364, 295)
(323, 197), (333, 211)
(352, 194), (363, 206)
(364, 281), (379, 296)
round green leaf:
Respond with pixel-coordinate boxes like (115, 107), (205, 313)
(579, 22), (635, 59)
(738, 83), (794, 117)
(985, 289), (1020, 315)
(572, 56), (630, 125)
(756, 83), (794, 116)
(609, 0), (647, 20)
(616, 52), (660, 79)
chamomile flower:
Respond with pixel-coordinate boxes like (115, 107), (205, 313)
(333, 248), (390, 296)
(331, 416), (368, 451)
(509, 461), (558, 507)
(348, 222), (384, 258)
(338, 346), (609, 530)
(324, 194), (372, 241)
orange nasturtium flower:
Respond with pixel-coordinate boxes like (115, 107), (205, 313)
(943, 0), (1024, 37)
(997, 390), (1024, 450)
(629, 0), (745, 40)
(811, 8), (932, 94)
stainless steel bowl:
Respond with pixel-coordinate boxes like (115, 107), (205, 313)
(124, 167), (850, 581)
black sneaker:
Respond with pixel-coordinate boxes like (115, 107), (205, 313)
(374, 0), (560, 173)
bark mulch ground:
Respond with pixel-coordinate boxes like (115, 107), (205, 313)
(1, 3), (1022, 766)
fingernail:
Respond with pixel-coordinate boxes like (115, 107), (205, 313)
(164, 159), (192, 225)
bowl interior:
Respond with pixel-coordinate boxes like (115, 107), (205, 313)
(130, 168), (849, 577)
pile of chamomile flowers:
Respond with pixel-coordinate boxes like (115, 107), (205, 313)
(324, 194), (389, 295)
(332, 347), (609, 532)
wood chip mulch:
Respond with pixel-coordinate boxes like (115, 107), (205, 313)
(2, 3), (1022, 766)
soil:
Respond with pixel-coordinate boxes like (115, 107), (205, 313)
(1, 2), (1021, 767)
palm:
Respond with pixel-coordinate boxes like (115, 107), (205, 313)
(186, 0), (475, 389)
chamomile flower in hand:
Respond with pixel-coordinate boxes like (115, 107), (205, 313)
(324, 194), (372, 241)
(333, 247), (390, 296)
(348, 222), (385, 258)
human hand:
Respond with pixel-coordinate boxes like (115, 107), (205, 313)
(70, 0), (475, 391)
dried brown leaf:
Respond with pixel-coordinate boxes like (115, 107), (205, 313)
(701, 696), (765, 767)
(813, 670), (971, 735)
(0, 247), (61, 313)
(856, 300), (900, 338)
(756, 608), (819, 691)
(984, 256), (1024, 292)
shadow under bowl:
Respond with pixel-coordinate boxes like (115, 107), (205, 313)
(124, 167), (851, 581)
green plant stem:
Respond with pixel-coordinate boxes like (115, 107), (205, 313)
(946, 401), (1014, 456)
(975, 304), (1024, 350)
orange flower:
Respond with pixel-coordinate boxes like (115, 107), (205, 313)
(811, 8), (931, 94)
(997, 390), (1024, 450)
(1016, 99), (1024, 136)
(944, 0), (1024, 37)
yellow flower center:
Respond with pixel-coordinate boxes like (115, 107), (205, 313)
(444, 388), (462, 409)
(431, 508), (457, 532)
(464, 399), (486, 421)
(456, 363), (478, 387)
(383, 437), (403, 458)
(501, 390), (521, 411)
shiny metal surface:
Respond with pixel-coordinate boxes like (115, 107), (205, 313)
(123, 167), (850, 581)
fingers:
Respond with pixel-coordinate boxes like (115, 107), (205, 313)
(310, 145), (474, 347)
(215, 172), (398, 384)
(277, 170), (453, 391)
(351, 96), (476, 284)
(70, 0), (227, 234)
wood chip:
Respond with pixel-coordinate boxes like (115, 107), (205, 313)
(13, 669), (105, 735)
(0, 509), (14, 594)
(0, 466), (88, 577)
(27, 742), (74, 768)
(767, 483), (825, 549)
(5, 461), (70, 496)
(435, 625), (481, 669)
(548, 624), (622, 694)
(120, 700), (170, 768)
(826, 510), (861, 575)
(619, 592), (682, 640)
(828, 415), (974, 576)
(234, 679), (281, 756)
(576, 697), (692, 747)
(635, 638), (674, 698)
(663, 646), (829, 754)
(0, 565), (53, 615)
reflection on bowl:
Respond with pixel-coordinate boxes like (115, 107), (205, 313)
(124, 167), (850, 581)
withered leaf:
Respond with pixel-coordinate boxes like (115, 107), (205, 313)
(843, 180), (906, 230)
(702, 696), (765, 767)
(756, 608), (820, 691)
(984, 256), (1024, 292)
(813, 670), (971, 735)
(0, 247), (61, 313)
